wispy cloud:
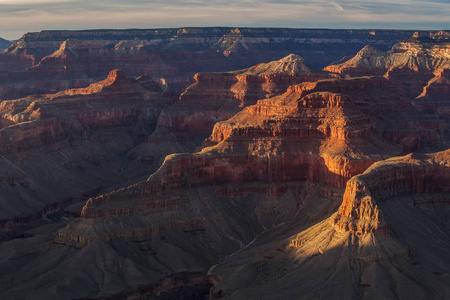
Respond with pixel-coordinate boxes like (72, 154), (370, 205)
(0, 0), (449, 40)
(332, 1), (345, 11)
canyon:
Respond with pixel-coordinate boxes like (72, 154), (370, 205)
(0, 28), (449, 299)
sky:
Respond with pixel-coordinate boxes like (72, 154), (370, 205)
(0, 0), (449, 40)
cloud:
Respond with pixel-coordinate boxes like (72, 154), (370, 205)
(0, 0), (449, 40)
(332, 1), (345, 11)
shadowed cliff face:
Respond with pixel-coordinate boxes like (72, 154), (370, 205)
(270, 150), (450, 300)
(0, 69), (173, 229)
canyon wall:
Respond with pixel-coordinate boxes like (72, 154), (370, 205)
(332, 150), (450, 235)
(0, 70), (172, 228)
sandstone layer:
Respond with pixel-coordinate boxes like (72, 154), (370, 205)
(414, 68), (450, 128)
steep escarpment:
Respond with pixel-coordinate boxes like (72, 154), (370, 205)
(209, 75), (446, 153)
(0, 70), (172, 227)
(0, 39), (177, 100)
(5, 28), (416, 69)
(323, 33), (450, 154)
(332, 150), (450, 235)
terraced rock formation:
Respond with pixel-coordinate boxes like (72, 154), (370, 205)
(332, 150), (450, 235)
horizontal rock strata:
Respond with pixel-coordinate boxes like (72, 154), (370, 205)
(0, 70), (172, 223)
(332, 150), (450, 234)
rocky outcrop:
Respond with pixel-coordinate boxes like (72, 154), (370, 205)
(215, 149), (450, 300)
(0, 38), (177, 100)
(36, 38), (177, 78)
(332, 150), (450, 235)
(58, 67), (450, 250)
(209, 75), (447, 152)
(324, 45), (388, 76)
(1, 30), (450, 300)
(0, 70), (168, 153)
(5, 28), (417, 69)
(276, 149), (450, 300)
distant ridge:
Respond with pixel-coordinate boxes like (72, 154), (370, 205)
(325, 31), (450, 74)
(22, 27), (420, 38)
(4, 27), (420, 70)
(0, 37), (11, 52)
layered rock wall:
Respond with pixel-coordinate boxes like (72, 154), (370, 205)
(332, 151), (450, 234)
(0, 70), (172, 223)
